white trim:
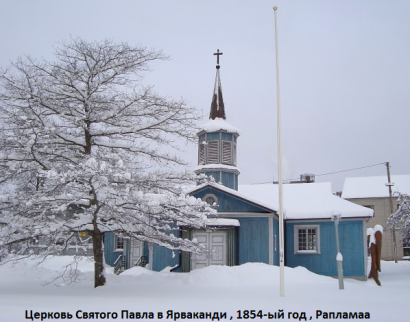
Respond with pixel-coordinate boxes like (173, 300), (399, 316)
(114, 236), (124, 251)
(202, 194), (218, 208)
(268, 217), (274, 265)
(148, 243), (153, 271)
(294, 225), (321, 254)
(205, 218), (240, 227)
(218, 212), (277, 218)
(287, 217), (365, 223)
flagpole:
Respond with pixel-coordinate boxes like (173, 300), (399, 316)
(273, 5), (285, 298)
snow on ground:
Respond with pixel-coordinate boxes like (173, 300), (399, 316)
(0, 256), (408, 321)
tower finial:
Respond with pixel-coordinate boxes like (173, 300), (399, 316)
(209, 49), (226, 120)
(214, 49), (223, 69)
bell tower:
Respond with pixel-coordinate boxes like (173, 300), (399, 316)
(195, 49), (240, 190)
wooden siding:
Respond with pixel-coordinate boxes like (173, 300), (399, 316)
(273, 218), (280, 265)
(237, 218), (270, 265)
(203, 171), (221, 183)
(285, 220), (366, 278)
(206, 132), (220, 141)
(221, 132), (234, 141)
(152, 245), (179, 272)
(103, 232), (130, 268)
(191, 187), (272, 213)
(221, 172), (238, 190)
(199, 171), (238, 190)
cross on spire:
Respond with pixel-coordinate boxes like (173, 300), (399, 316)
(214, 49), (223, 68)
(209, 49), (225, 120)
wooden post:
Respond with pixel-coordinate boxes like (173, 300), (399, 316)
(386, 162), (397, 263)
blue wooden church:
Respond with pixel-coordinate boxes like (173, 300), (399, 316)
(104, 51), (373, 280)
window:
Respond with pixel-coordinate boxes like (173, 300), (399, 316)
(55, 238), (65, 246)
(207, 141), (219, 163)
(403, 238), (410, 257)
(222, 141), (232, 164)
(199, 143), (205, 165)
(203, 194), (218, 208)
(222, 141), (237, 166)
(115, 236), (124, 250)
(294, 225), (320, 254)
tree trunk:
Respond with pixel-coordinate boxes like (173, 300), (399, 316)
(92, 229), (106, 288)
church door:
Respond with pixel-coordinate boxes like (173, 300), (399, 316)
(191, 231), (227, 270)
(129, 238), (143, 267)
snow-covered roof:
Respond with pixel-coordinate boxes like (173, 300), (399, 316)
(188, 181), (372, 220)
(342, 175), (410, 199)
(187, 182), (276, 212)
(206, 218), (240, 227)
(194, 164), (240, 173)
(239, 182), (373, 220)
(198, 117), (240, 135)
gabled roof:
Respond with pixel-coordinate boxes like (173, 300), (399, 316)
(342, 175), (410, 199)
(187, 182), (276, 213)
(187, 181), (372, 220)
(239, 182), (373, 220)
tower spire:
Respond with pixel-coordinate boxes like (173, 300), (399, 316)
(209, 49), (226, 120)
(196, 49), (240, 190)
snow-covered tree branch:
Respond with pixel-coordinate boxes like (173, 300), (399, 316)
(0, 38), (214, 287)
(387, 193), (410, 242)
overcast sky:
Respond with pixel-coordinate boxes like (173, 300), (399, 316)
(1, 0), (409, 192)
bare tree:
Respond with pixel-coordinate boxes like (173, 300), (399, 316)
(0, 38), (214, 287)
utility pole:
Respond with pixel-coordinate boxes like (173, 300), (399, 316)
(386, 162), (397, 263)
(273, 5), (285, 297)
(332, 214), (344, 290)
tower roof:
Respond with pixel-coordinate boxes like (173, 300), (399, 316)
(209, 49), (226, 120)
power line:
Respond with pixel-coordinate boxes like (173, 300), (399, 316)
(251, 162), (387, 185)
(312, 162), (387, 178)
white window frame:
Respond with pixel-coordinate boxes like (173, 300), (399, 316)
(294, 225), (320, 254)
(202, 194), (218, 208)
(115, 236), (124, 251)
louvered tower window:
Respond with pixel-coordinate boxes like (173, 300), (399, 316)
(222, 141), (232, 164)
(233, 143), (237, 166)
(207, 141), (219, 163)
(199, 143), (205, 165)
(222, 141), (237, 166)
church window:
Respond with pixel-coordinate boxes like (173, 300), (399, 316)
(115, 236), (124, 250)
(233, 143), (237, 166)
(294, 225), (320, 254)
(222, 141), (232, 164)
(222, 141), (237, 166)
(403, 238), (410, 257)
(208, 141), (219, 163)
(199, 143), (205, 165)
(203, 194), (218, 208)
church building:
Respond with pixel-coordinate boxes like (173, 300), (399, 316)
(104, 50), (373, 280)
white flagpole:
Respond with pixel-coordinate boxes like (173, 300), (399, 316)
(273, 5), (285, 298)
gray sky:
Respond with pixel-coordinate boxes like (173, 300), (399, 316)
(1, 0), (409, 192)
